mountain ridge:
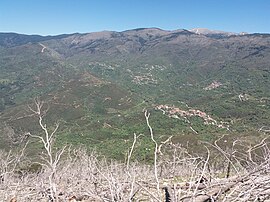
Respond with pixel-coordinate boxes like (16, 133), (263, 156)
(1, 27), (267, 48)
(0, 27), (269, 158)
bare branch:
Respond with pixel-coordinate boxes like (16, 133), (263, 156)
(144, 110), (161, 200)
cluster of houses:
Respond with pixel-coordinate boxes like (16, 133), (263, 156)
(132, 74), (157, 85)
(155, 104), (229, 129)
(204, 81), (222, 90)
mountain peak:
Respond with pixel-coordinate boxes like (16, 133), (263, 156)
(189, 28), (237, 36)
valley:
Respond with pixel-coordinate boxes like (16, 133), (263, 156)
(0, 28), (269, 159)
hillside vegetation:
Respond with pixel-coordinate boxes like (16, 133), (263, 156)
(1, 108), (270, 201)
(0, 29), (269, 158)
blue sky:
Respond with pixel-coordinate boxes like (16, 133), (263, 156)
(0, 0), (269, 35)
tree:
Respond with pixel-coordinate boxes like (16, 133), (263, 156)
(26, 98), (65, 202)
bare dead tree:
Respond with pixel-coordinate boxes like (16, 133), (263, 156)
(2, 99), (270, 201)
(144, 110), (161, 200)
(26, 98), (66, 202)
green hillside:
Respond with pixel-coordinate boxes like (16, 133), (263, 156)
(0, 29), (269, 158)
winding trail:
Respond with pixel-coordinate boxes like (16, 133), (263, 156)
(39, 43), (47, 53)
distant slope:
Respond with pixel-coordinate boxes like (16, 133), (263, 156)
(0, 28), (269, 158)
(0, 32), (72, 47)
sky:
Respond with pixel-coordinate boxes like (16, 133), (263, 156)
(0, 0), (269, 36)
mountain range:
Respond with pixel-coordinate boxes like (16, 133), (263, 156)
(0, 28), (269, 158)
